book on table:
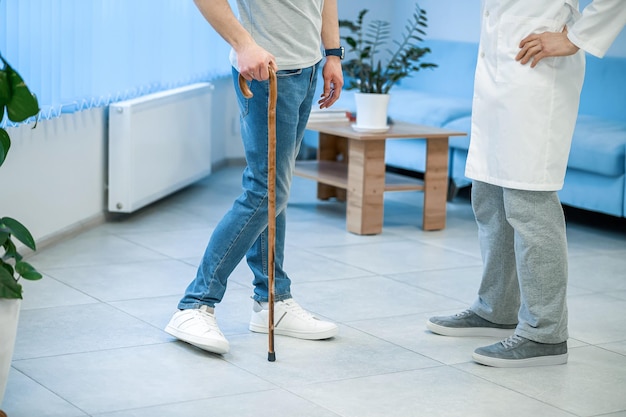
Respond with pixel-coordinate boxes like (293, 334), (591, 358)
(308, 108), (351, 123)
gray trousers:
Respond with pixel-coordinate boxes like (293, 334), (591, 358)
(470, 180), (569, 343)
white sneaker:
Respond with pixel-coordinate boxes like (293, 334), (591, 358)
(164, 306), (229, 354)
(249, 299), (338, 340)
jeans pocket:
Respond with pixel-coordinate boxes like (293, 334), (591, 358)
(232, 68), (251, 117)
(276, 68), (303, 78)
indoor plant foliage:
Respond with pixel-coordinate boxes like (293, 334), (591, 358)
(339, 3), (437, 94)
(1, 51), (41, 410)
(0, 53), (42, 299)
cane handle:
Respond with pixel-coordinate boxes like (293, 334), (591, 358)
(238, 73), (253, 99)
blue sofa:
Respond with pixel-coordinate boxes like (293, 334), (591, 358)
(312, 39), (626, 218)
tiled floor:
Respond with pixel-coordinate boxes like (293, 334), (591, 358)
(3, 164), (626, 417)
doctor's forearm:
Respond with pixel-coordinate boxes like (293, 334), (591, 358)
(568, 0), (626, 58)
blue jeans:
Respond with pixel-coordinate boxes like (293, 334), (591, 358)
(178, 63), (320, 309)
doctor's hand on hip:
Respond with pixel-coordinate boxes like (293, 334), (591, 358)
(516, 26), (580, 68)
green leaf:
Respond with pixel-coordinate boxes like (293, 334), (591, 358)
(3, 62), (39, 123)
(0, 128), (10, 167)
(1, 260), (14, 277)
(0, 69), (10, 106)
(0, 217), (37, 251)
(1, 237), (22, 263)
(16, 261), (42, 281)
(0, 230), (9, 246)
(345, 37), (357, 49)
(0, 265), (23, 299)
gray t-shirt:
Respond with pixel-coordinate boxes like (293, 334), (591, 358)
(229, 0), (324, 70)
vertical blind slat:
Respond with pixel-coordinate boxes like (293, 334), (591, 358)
(0, 0), (232, 125)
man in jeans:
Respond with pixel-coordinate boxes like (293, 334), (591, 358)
(165, 0), (344, 354)
(427, 0), (626, 367)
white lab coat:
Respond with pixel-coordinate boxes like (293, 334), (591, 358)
(465, 0), (626, 191)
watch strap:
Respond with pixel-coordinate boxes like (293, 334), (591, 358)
(324, 46), (344, 60)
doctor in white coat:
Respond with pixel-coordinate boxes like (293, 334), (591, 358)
(428, 0), (626, 367)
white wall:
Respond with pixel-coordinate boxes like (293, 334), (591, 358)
(337, 0), (394, 23)
(391, 0), (481, 43)
(1, 108), (107, 248)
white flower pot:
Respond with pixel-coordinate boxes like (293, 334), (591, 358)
(354, 92), (391, 130)
(0, 299), (20, 407)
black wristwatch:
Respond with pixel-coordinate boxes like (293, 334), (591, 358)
(325, 46), (345, 60)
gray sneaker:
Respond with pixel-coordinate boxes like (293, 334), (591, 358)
(427, 310), (517, 337)
(473, 334), (568, 367)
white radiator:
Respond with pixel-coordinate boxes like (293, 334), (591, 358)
(108, 83), (213, 213)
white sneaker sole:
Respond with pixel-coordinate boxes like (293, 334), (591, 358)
(472, 351), (568, 368)
(426, 320), (515, 338)
(249, 322), (338, 340)
(164, 325), (229, 354)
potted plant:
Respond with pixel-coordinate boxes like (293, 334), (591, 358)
(0, 52), (41, 409)
(339, 3), (437, 131)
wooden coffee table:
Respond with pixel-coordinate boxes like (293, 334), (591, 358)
(295, 121), (466, 235)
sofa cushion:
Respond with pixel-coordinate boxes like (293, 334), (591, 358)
(579, 56), (626, 124)
(334, 89), (472, 128)
(568, 115), (626, 177)
(385, 139), (427, 173)
(388, 89), (472, 127)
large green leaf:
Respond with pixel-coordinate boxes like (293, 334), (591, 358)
(0, 128), (9, 167)
(0, 217), (37, 251)
(3, 62), (39, 123)
(0, 266), (22, 299)
(1, 63), (11, 123)
(0, 69), (10, 106)
(15, 261), (42, 281)
(0, 230), (9, 247)
(0, 260), (14, 277)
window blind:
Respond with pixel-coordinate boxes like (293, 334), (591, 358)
(0, 0), (233, 126)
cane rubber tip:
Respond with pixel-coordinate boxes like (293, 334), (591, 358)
(268, 352), (276, 362)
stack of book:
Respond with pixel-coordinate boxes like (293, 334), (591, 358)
(308, 108), (351, 124)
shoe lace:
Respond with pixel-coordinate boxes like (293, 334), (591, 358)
(280, 299), (317, 321)
(454, 310), (473, 319)
(193, 308), (221, 333)
(500, 334), (524, 349)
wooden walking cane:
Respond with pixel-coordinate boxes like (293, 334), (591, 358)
(238, 68), (278, 362)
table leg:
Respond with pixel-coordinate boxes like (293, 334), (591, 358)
(423, 138), (449, 230)
(346, 139), (386, 235)
(317, 133), (347, 201)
